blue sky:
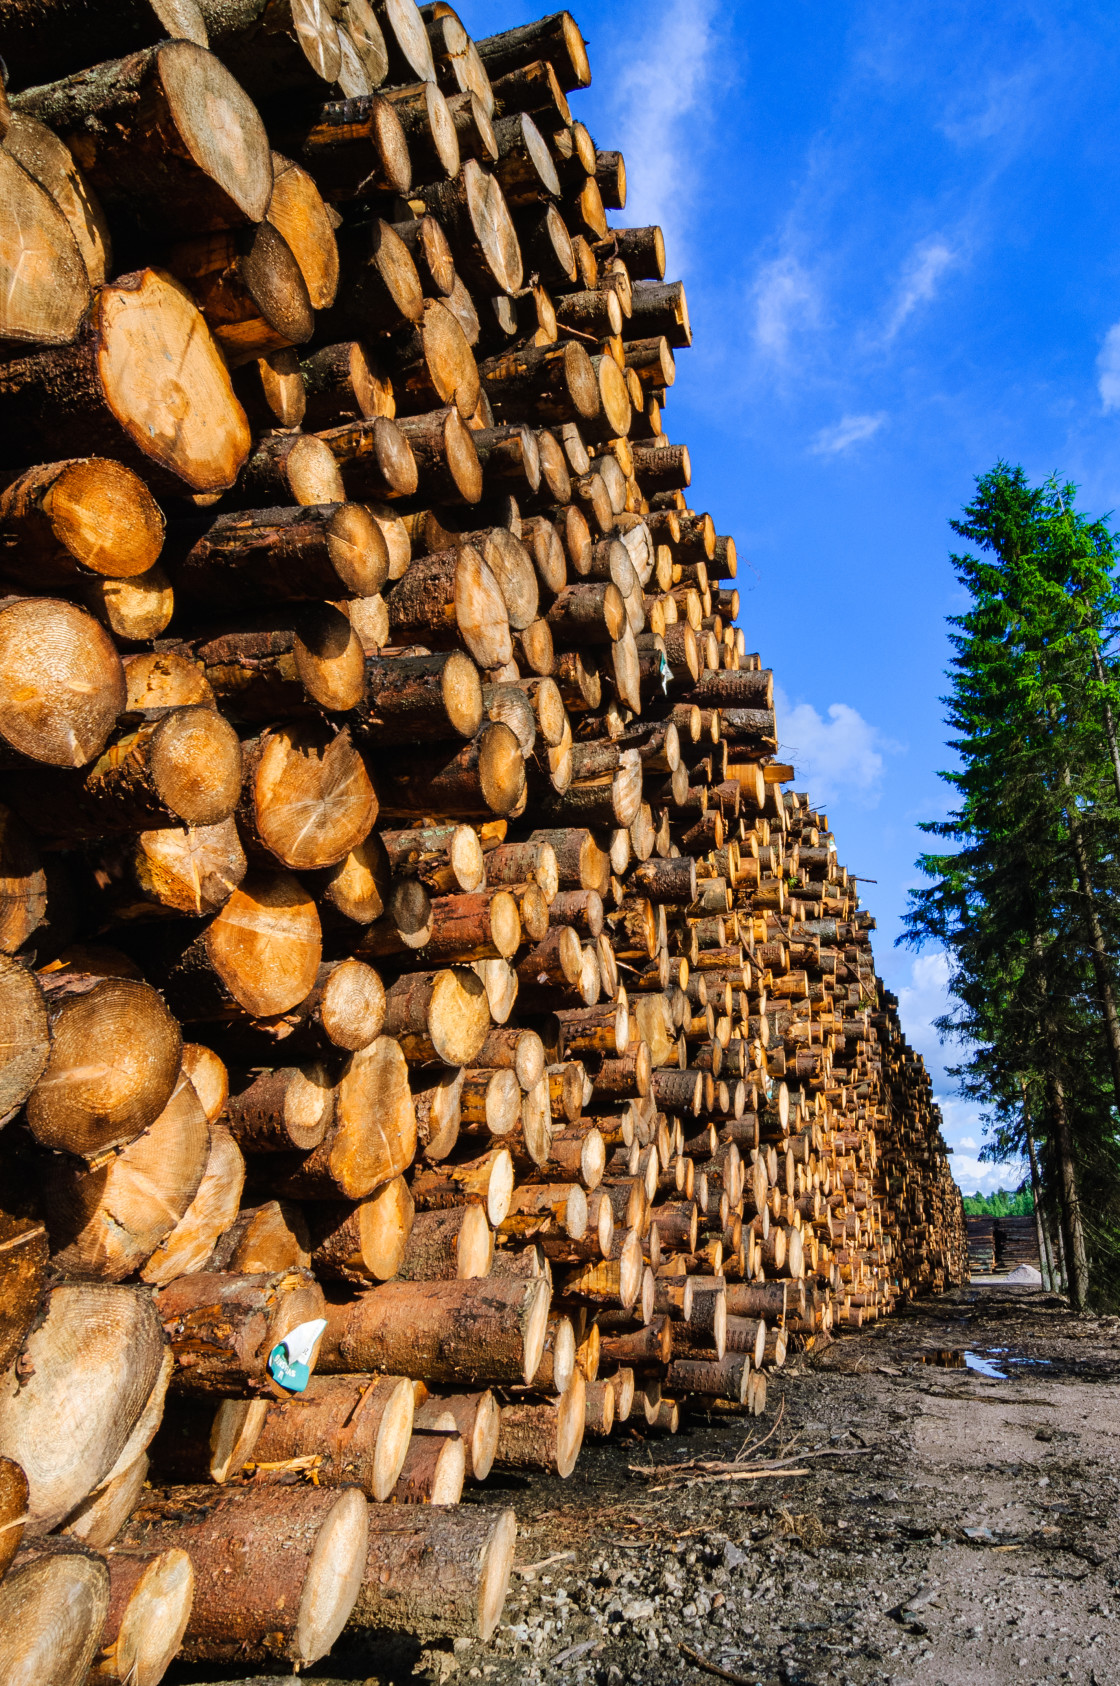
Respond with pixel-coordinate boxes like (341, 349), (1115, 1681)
(464, 1), (1120, 1191)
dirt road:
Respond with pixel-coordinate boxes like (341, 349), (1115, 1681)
(177, 1284), (1120, 1686)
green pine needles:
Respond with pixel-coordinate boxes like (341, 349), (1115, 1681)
(903, 462), (1120, 1311)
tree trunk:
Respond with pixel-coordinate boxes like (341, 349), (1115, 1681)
(317, 1273), (550, 1384)
(88, 1546), (195, 1686)
(376, 722), (525, 819)
(420, 161), (522, 296)
(1047, 1067), (1090, 1312)
(167, 502), (389, 608)
(479, 338), (598, 426)
(475, 13), (590, 91)
(397, 1204), (493, 1279)
(13, 41), (272, 235)
(0, 596), (126, 771)
(300, 340), (395, 429)
(1060, 772), (1120, 1113)
(271, 1036), (417, 1200)
(385, 543), (511, 669)
(390, 1426), (465, 1503)
(239, 721), (377, 871)
(388, 298), (480, 419)
(494, 1371), (585, 1477)
(13, 705), (243, 841)
(1022, 1086), (1055, 1292)
(308, 1174), (415, 1282)
(0, 459), (162, 592)
(155, 1266), (327, 1398)
(210, 1200), (311, 1275)
(150, 869), (323, 1021)
(165, 220), (314, 367)
(25, 972), (181, 1161)
(116, 1483), (368, 1669)
(354, 650), (483, 744)
(141, 1124), (246, 1286)
(0, 1457), (28, 1579)
(251, 1371), (415, 1499)
(346, 1504), (515, 1642)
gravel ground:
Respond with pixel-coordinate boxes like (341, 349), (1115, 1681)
(177, 1284), (1120, 1686)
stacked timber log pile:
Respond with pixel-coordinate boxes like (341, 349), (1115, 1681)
(0, 1), (966, 1676)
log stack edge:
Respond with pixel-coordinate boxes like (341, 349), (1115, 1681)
(0, 2), (968, 1676)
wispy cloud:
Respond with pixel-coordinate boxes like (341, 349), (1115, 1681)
(605, 0), (720, 267)
(883, 238), (957, 339)
(810, 411), (886, 454)
(751, 255), (820, 361)
(776, 689), (902, 807)
(1097, 323), (1120, 412)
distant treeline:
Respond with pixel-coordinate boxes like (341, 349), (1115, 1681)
(961, 1189), (1034, 1217)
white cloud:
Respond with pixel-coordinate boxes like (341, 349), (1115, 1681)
(810, 411), (886, 455)
(1097, 323), (1120, 412)
(896, 949), (954, 1073)
(751, 255), (820, 360)
(884, 238), (956, 339)
(894, 954), (1026, 1196)
(775, 689), (900, 807)
(605, 0), (719, 266)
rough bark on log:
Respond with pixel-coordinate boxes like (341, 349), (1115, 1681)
(12, 43), (272, 237)
(377, 722), (525, 820)
(318, 1272), (550, 1384)
(494, 1369), (585, 1477)
(397, 1204), (493, 1279)
(251, 1371), (414, 1499)
(347, 1503), (515, 1641)
(155, 1266), (327, 1398)
(116, 1483), (368, 1668)
(168, 502), (388, 608)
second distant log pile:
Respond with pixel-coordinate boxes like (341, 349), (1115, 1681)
(0, 1), (966, 1678)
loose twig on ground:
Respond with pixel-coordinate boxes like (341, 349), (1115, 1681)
(679, 1641), (757, 1684)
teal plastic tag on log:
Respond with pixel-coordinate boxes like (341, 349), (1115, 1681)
(267, 1318), (327, 1393)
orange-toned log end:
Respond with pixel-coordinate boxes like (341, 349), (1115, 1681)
(0, 458), (163, 589)
(26, 975), (182, 1161)
(0, 597), (125, 770)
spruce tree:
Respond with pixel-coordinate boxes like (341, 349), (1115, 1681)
(905, 463), (1120, 1309)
